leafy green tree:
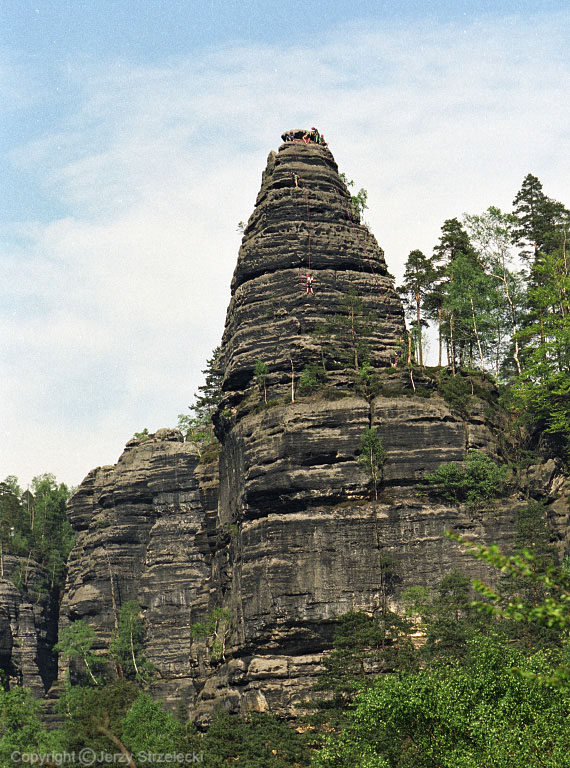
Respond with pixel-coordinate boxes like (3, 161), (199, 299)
(203, 710), (311, 768)
(121, 693), (198, 757)
(193, 346), (223, 424)
(109, 602), (154, 683)
(422, 571), (480, 662)
(464, 206), (525, 376)
(0, 687), (56, 762)
(512, 173), (562, 262)
(429, 218), (482, 371)
(55, 620), (102, 686)
(55, 679), (138, 755)
(297, 362), (325, 394)
(0, 473), (73, 592)
(191, 607), (231, 661)
(358, 429), (386, 500)
(449, 532), (570, 678)
(314, 632), (570, 768)
(178, 346), (223, 454)
(510, 191), (570, 461)
(319, 610), (415, 704)
(339, 173), (369, 222)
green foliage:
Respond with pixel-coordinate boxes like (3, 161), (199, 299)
(202, 710), (311, 768)
(133, 427), (150, 440)
(425, 449), (507, 504)
(55, 679), (139, 753)
(356, 361), (380, 398)
(191, 607), (231, 660)
(448, 531), (570, 681)
(358, 429), (386, 500)
(339, 172), (368, 222)
(398, 249), (436, 367)
(0, 687), (55, 762)
(254, 358), (269, 403)
(177, 346), (223, 459)
(319, 610), (415, 702)
(297, 362), (325, 394)
(54, 620), (102, 686)
(121, 693), (199, 756)
(314, 632), (570, 768)
(109, 601), (154, 683)
(0, 473), (73, 593)
(437, 372), (473, 412)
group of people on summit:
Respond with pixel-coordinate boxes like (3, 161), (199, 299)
(284, 127), (328, 147)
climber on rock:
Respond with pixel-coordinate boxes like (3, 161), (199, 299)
(305, 272), (315, 296)
(292, 172), (300, 187)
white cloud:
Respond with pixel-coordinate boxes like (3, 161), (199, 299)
(2, 11), (569, 488)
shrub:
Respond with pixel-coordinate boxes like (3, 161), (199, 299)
(425, 450), (507, 504)
(298, 363), (325, 394)
(437, 374), (472, 413)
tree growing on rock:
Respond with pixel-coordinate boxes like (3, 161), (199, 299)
(398, 249), (436, 367)
(109, 601), (154, 684)
(254, 359), (269, 404)
(358, 428), (386, 500)
(55, 621), (102, 686)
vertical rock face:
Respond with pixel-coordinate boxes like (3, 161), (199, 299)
(59, 429), (217, 710)
(0, 558), (58, 696)
(55, 131), (567, 719)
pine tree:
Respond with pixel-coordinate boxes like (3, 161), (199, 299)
(430, 218), (483, 371)
(398, 249), (436, 367)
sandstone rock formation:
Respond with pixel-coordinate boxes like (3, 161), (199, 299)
(0, 557), (57, 695)
(55, 131), (568, 720)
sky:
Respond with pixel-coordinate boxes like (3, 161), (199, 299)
(1, 1), (569, 490)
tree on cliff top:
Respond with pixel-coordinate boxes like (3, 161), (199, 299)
(178, 346), (223, 447)
(398, 249), (436, 368)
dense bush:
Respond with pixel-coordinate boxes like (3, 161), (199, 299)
(425, 449), (507, 503)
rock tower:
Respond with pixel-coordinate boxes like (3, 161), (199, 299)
(219, 128), (404, 407)
(55, 131), (568, 719)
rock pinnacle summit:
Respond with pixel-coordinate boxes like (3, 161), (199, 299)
(219, 129), (405, 409)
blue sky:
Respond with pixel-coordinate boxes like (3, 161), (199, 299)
(1, 1), (569, 489)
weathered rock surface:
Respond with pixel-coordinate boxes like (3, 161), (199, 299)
(59, 429), (217, 710)
(0, 557), (57, 695)
(55, 132), (569, 720)
(218, 133), (404, 407)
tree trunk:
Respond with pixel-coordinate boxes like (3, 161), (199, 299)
(470, 297), (485, 372)
(438, 308), (443, 367)
(416, 292), (423, 367)
(449, 314), (456, 374)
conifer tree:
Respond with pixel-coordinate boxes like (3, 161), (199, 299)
(398, 249), (436, 367)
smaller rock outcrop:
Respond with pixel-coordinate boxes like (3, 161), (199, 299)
(0, 557), (58, 695)
(59, 429), (218, 711)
